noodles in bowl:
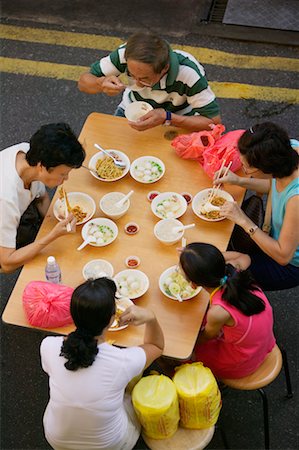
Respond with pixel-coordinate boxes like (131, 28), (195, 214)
(89, 150), (130, 182)
(192, 188), (234, 222)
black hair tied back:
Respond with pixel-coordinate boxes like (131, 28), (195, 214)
(60, 328), (99, 371)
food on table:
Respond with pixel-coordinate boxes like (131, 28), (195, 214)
(86, 222), (115, 245)
(155, 219), (182, 241)
(109, 305), (126, 329)
(181, 192), (193, 204)
(116, 273), (144, 298)
(58, 187), (88, 222)
(96, 154), (124, 179)
(200, 196), (226, 219)
(83, 259), (114, 280)
(101, 192), (128, 215)
(125, 222), (140, 235)
(125, 256), (140, 268)
(133, 159), (163, 183)
(147, 191), (160, 202)
(163, 271), (198, 300)
(155, 194), (184, 219)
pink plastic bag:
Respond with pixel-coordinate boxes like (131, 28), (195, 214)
(171, 124), (225, 163)
(22, 281), (74, 328)
(202, 129), (245, 178)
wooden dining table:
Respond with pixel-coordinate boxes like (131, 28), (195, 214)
(2, 112), (245, 359)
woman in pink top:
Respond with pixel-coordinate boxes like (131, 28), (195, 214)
(180, 243), (275, 379)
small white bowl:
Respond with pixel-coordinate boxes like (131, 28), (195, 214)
(81, 218), (118, 247)
(99, 192), (130, 220)
(151, 192), (187, 219)
(53, 192), (96, 225)
(125, 255), (141, 268)
(192, 188), (234, 222)
(82, 259), (114, 280)
(154, 218), (184, 246)
(125, 101), (153, 122)
(159, 266), (202, 301)
(130, 156), (165, 184)
(114, 269), (150, 299)
(88, 150), (130, 182)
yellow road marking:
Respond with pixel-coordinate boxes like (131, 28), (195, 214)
(1, 24), (299, 72)
(1, 57), (298, 104)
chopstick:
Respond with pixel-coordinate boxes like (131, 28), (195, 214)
(208, 161), (233, 202)
(62, 186), (72, 232)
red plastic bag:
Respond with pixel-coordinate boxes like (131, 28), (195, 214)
(22, 281), (74, 328)
(202, 129), (245, 178)
(171, 124), (225, 163)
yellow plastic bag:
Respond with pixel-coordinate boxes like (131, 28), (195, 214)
(132, 374), (180, 439)
(173, 362), (221, 429)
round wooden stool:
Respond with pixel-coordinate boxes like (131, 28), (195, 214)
(221, 344), (293, 449)
(142, 425), (215, 450)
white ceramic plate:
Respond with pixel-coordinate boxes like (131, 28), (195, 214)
(88, 150), (130, 182)
(130, 156), (165, 184)
(81, 218), (118, 247)
(159, 265), (202, 301)
(114, 269), (150, 300)
(109, 297), (134, 331)
(151, 192), (187, 219)
(192, 188), (234, 222)
(82, 259), (114, 280)
(53, 192), (96, 225)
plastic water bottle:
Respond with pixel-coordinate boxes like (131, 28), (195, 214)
(45, 256), (61, 284)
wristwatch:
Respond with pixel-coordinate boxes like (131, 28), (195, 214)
(164, 111), (172, 126)
(247, 224), (258, 236)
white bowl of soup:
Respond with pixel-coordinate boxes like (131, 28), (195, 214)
(151, 192), (187, 219)
(125, 101), (153, 122)
(88, 150), (130, 182)
(114, 269), (150, 299)
(53, 191), (96, 225)
(192, 188), (234, 222)
(99, 192), (130, 220)
(82, 259), (114, 280)
(154, 218), (184, 246)
(81, 218), (118, 247)
(130, 156), (165, 184)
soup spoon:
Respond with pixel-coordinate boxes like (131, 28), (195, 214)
(77, 236), (96, 251)
(115, 190), (134, 209)
(201, 201), (221, 214)
(94, 143), (127, 168)
(172, 223), (195, 234)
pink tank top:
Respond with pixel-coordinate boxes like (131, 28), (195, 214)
(209, 288), (276, 377)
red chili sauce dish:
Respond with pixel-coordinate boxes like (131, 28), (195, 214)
(147, 191), (160, 202)
(181, 192), (193, 204)
(125, 256), (141, 268)
(124, 222), (140, 235)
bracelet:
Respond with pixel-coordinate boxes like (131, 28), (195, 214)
(247, 224), (258, 236)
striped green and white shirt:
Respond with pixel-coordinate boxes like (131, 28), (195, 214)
(90, 44), (219, 118)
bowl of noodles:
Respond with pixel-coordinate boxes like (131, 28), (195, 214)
(109, 297), (134, 331)
(192, 188), (234, 222)
(53, 191), (96, 225)
(159, 266), (202, 301)
(88, 150), (130, 182)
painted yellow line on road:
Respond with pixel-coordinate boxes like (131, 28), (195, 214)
(1, 57), (298, 104)
(1, 24), (299, 72)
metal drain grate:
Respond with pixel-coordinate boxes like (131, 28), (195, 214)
(206, 0), (229, 23)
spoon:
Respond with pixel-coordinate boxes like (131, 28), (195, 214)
(115, 190), (134, 209)
(94, 143), (127, 168)
(77, 236), (96, 251)
(201, 201), (221, 214)
(172, 223), (195, 234)
(175, 292), (183, 302)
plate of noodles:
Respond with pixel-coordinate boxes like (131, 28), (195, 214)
(53, 190), (96, 225)
(192, 188), (234, 222)
(109, 297), (133, 331)
(88, 150), (130, 182)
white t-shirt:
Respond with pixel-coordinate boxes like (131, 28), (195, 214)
(0, 143), (46, 248)
(40, 336), (146, 450)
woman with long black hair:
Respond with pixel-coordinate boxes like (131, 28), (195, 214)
(180, 243), (275, 379)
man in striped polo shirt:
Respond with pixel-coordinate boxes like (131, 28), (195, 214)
(78, 32), (221, 132)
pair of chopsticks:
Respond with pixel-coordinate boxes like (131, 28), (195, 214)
(61, 186), (72, 232)
(208, 160), (232, 203)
